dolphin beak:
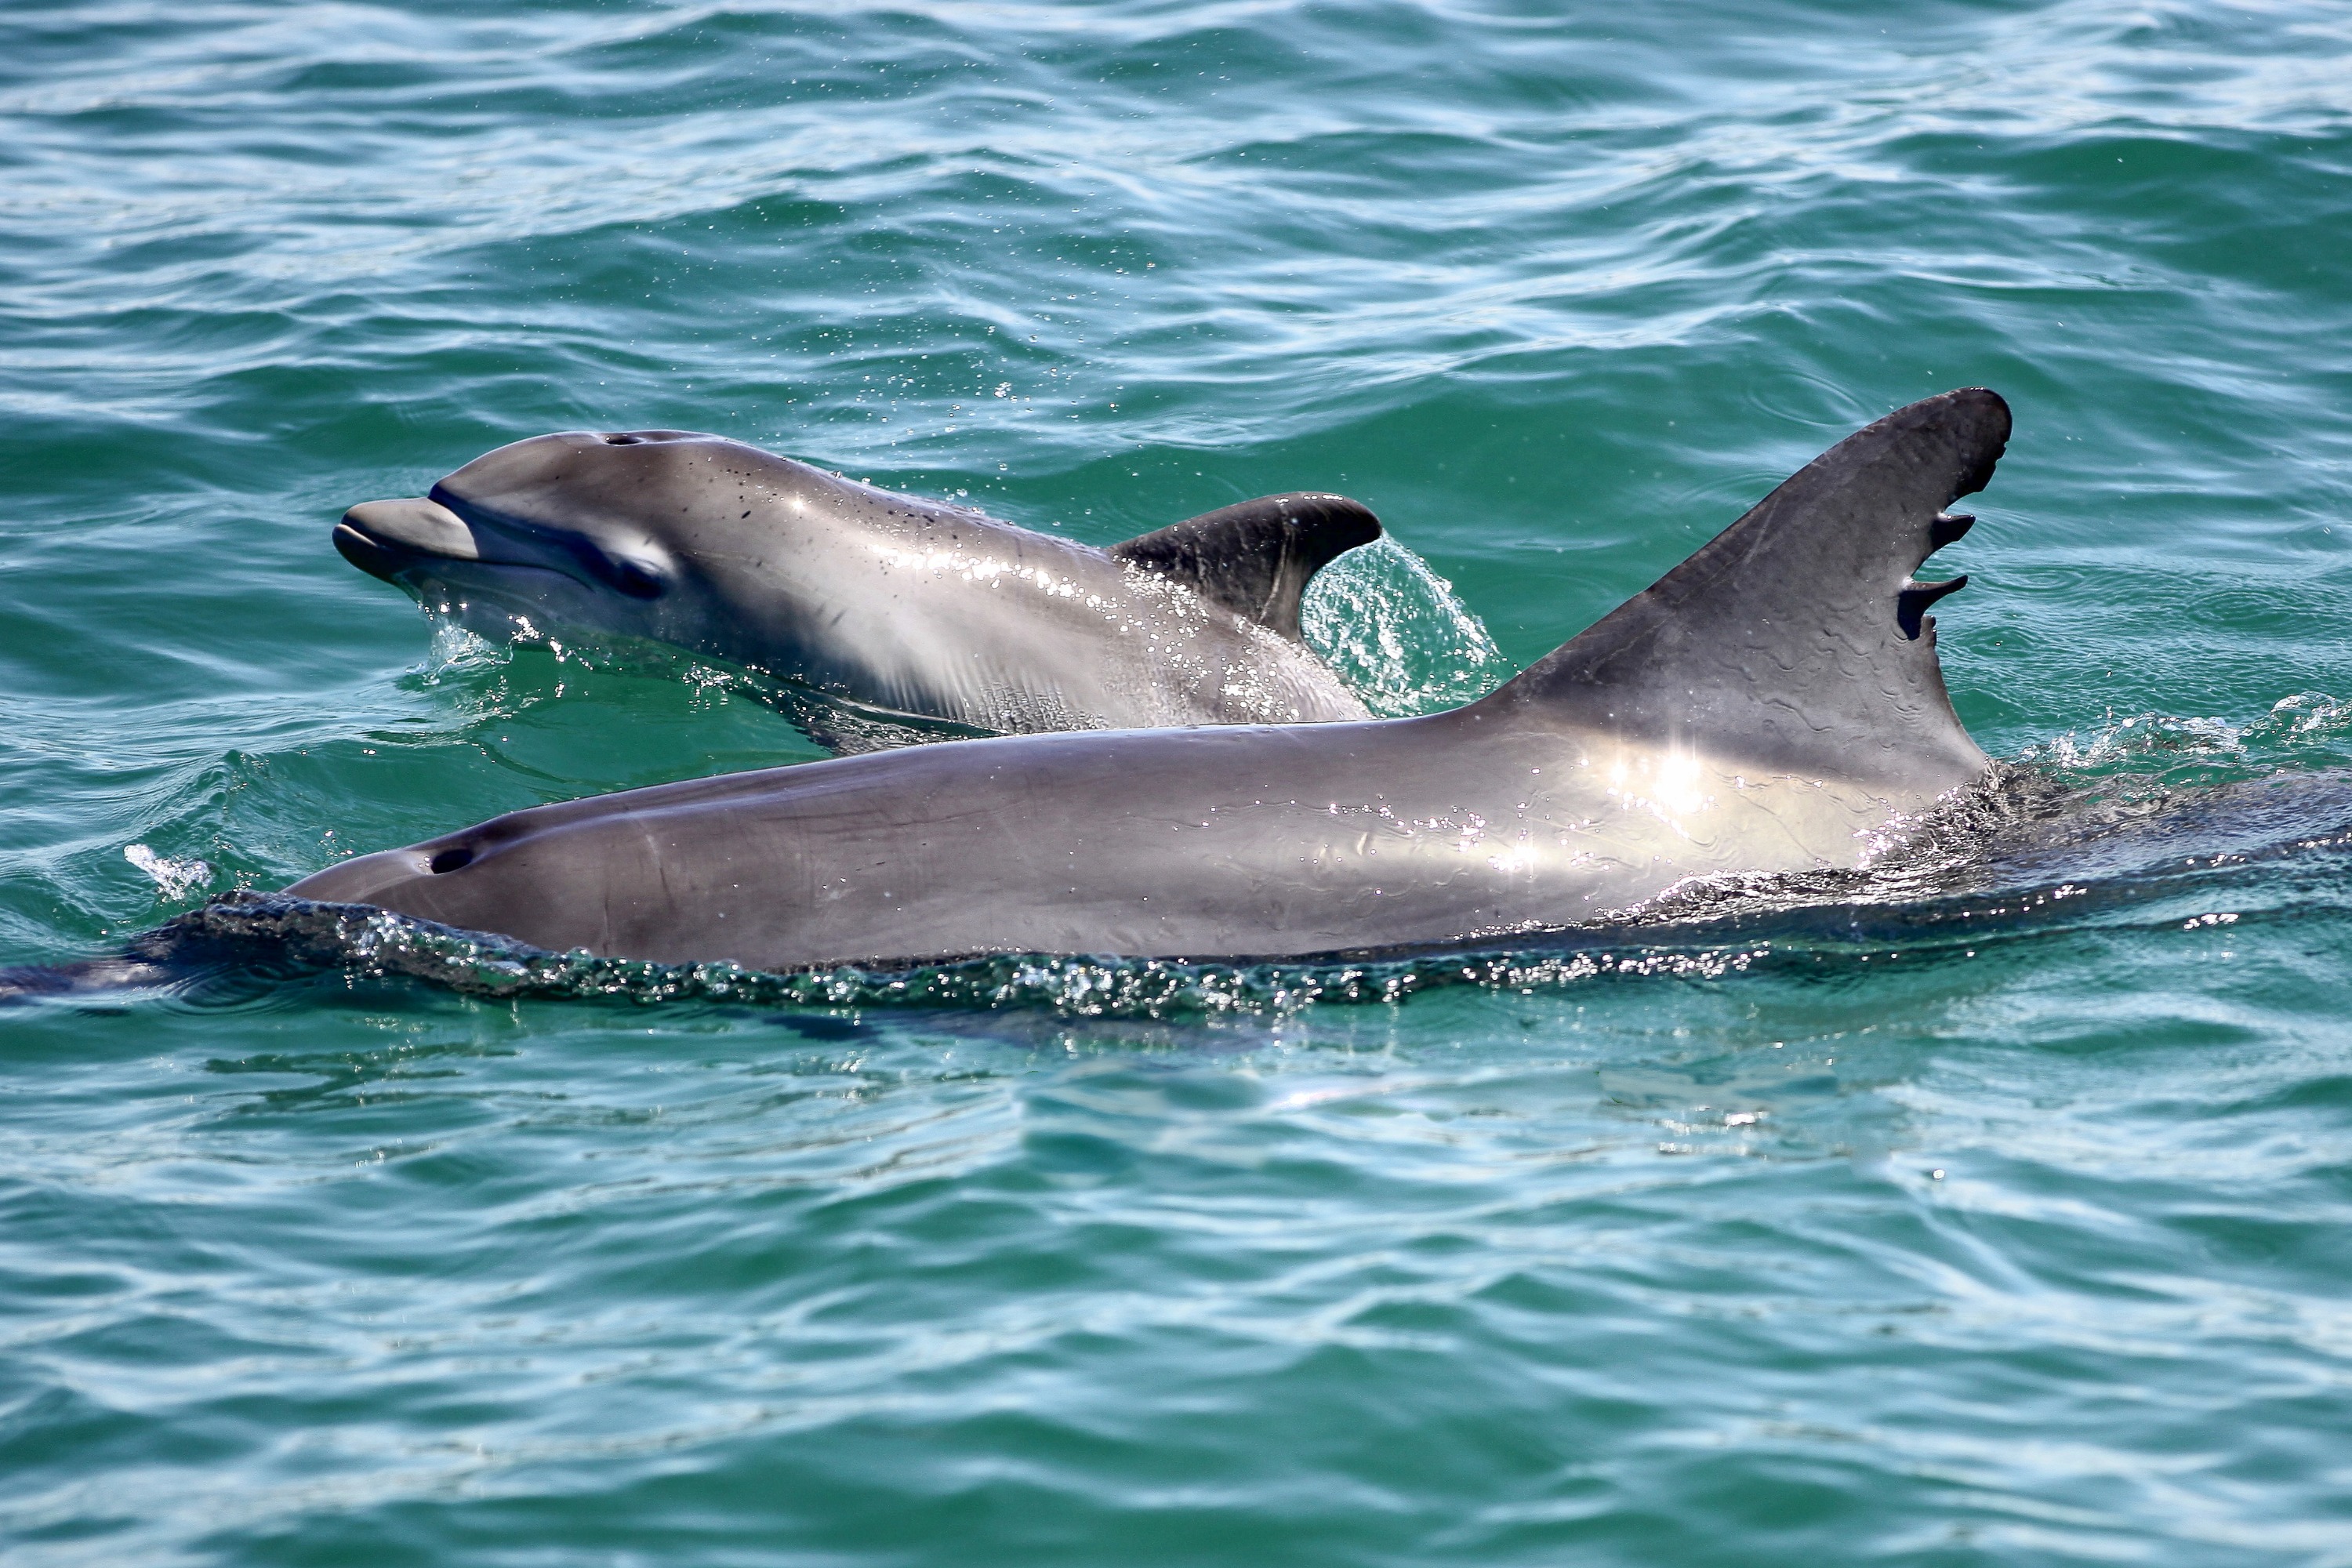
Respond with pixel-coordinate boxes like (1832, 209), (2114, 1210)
(334, 497), (480, 580)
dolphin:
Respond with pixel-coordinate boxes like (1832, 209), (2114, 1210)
(333, 430), (1381, 746)
(278, 389), (2011, 971)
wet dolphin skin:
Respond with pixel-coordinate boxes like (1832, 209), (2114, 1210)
(336, 430), (1381, 744)
(289, 390), (2009, 970)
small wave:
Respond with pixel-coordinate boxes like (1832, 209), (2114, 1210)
(1300, 535), (1516, 717)
(416, 618), (508, 683)
(2020, 692), (2352, 789)
(415, 606), (680, 684)
(123, 842), (212, 901)
(72, 891), (1768, 1018)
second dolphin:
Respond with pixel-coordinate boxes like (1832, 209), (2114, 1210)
(335, 431), (1381, 747)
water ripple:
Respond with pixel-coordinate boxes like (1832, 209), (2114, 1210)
(7, 1), (2352, 1563)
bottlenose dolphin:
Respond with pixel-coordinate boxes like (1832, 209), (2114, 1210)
(334, 431), (1380, 745)
(281, 389), (2010, 971)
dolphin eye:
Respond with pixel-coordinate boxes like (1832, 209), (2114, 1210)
(558, 536), (666, 598)
(596, 555), (665, 600)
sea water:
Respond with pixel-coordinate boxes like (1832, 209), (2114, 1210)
(5, 3), (2351, 1563)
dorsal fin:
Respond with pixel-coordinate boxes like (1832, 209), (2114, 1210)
(1109, 492), (1381, 639)
(1472, 387), (2010, 794)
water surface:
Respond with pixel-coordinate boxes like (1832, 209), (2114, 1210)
(5, 2), (2352, 1563)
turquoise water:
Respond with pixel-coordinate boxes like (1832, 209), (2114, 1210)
(8, 1), (2352, 1561)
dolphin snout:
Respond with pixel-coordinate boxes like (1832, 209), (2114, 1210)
(335, 497), (480, 580)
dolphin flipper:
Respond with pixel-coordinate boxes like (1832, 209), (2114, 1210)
(1109, 492), (1382, 640)
(1477, 387), (2010, 795)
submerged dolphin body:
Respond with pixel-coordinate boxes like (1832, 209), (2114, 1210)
(283, 390), (2012, 971)
(335, 431), (1380, 746)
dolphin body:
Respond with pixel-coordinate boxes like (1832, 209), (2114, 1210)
(280, 390), (2012, 971)
(334, 431), (1380, 746)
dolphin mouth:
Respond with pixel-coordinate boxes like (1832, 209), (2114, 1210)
(337, 488), (669, 617)
(334, 495), (583, 591)
(335, 497), (482, 580)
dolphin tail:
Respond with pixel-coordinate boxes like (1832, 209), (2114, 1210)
(0, 953), (195, 1002)
(1109, 492), (1381, 640)
(0, 914), (227, 1003)
(0, 895), (359, 1005)
(1474, 387), (2010, 795)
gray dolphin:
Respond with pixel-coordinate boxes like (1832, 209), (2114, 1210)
(281, 390), (2011, 971)
(334, 430), (1380, 745)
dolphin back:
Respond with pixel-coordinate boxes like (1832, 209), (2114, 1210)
(1479, 387), (2009, 795)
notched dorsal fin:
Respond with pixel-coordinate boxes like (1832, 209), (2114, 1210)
(1896, 573), (1968, 640)
(1475, 387), (2011, 794)
(1109, 492), (1381, 639)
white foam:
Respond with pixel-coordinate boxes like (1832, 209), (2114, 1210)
(125, 843), (211, 901)
(418, 615), (508, 684)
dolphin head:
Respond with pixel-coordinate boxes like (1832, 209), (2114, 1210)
(334, 429), (822, 659)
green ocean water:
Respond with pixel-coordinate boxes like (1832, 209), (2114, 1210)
(7, 1), (2352, 1562)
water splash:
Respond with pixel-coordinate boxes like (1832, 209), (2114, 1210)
(416, 617), (509, 683)
(1301, 536), (1516, 717)
(2020, 692), (2352, 789)
(114, 892), (1777, 1018)
(123, 843), (211, 901)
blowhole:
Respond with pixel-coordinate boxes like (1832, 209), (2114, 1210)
(603, 433), (644, 445)
(429, 846), (474, 874)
